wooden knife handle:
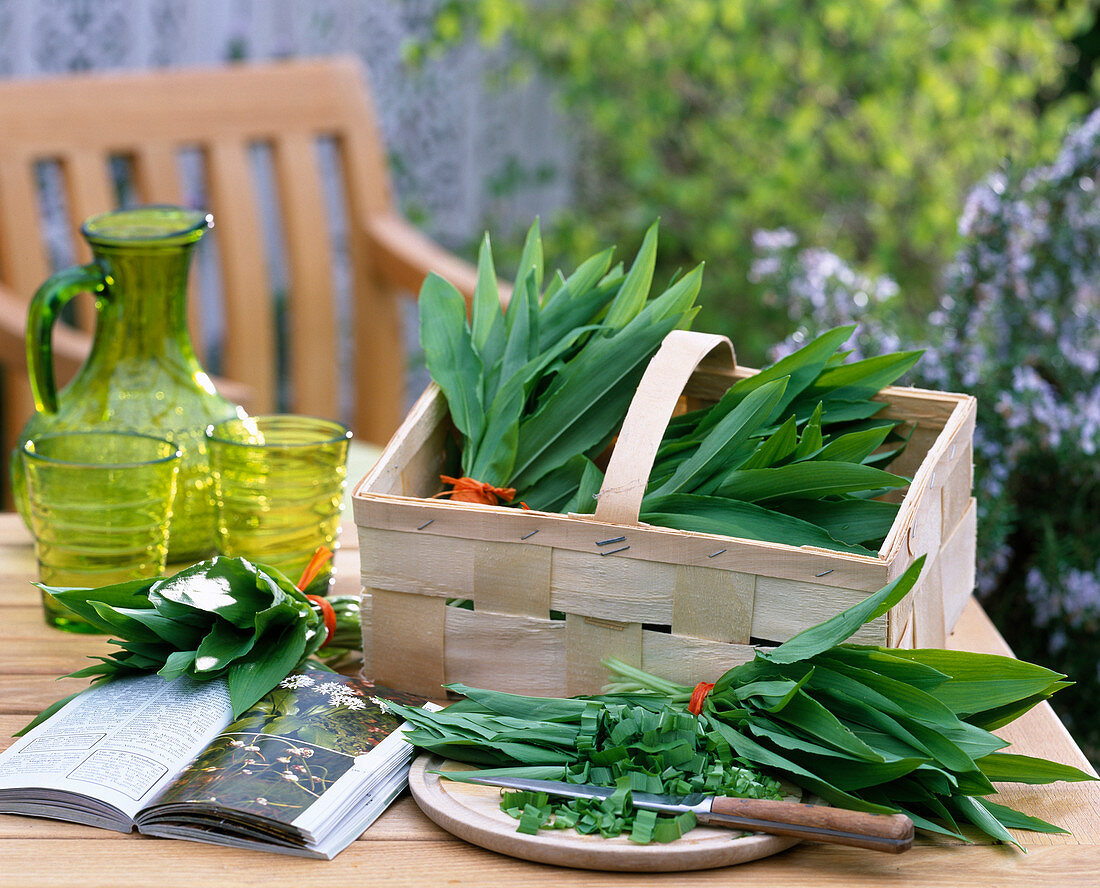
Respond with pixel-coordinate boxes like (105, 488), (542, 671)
(701, 797), (914, 854)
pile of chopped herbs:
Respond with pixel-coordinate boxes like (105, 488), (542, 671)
(421, 218), (923, 553)
(392, 691), (784, 844)
(382, 558), (1095, 847)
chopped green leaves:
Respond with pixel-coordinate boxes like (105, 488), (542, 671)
(391, 695), (783, 844)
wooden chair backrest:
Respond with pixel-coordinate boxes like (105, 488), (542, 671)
(0, 56), (426, 451)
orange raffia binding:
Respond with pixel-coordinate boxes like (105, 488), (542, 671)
(297, 547), (336, 647)
(433, 474), (517, 506)
(688, 681), (715, 715)
(296, 547), (334, 591)
(305, 595), (336, 648)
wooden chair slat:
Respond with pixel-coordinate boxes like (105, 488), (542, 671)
(203, 139), (277, 414)
(0, 160), (73, 463)
(131, 143), (182, 204)
(60, 152), (115, 333)
(270, 133), (339, 420)
(336, 134), (405, 444)
(0, 157), (51, 296)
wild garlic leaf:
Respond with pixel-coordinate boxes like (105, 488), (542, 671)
(512, 455), (591, 512)
(419, 272), (485, 458)
(467, 367), (524, 485)
(513, 314), (681, 489)
(192, 618), (257, 673)
(952, 795), (1023, 850)
(641, 494), (873, 554)
(798, 350), (923, 403)
(737, 416), (800, 470)
(712, 462), (909, 503)
(764, 556), (926, 664)
(818, 647), (951, 690)
(694, 325), (857, 438)
(809, 425), (894, 463)
(648, 378), (789, 498)
(971, 798), (1069, 835)
(975, 752), (1096, 785)
(226, 618), (310, 716)
(470, 232), (505, 373)
(538, 266), (619, 352)
(603, 221), (658, 329)
(770, 498), (900, 547)
(564, 457), (604, 515)
(514, 216), (544, 296)
(792, 402), (824, 460)
(886, 649), (1069, 718)
(959, 685), (1073, 733)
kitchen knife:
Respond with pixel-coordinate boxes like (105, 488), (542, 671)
(452, 773), (914, 853)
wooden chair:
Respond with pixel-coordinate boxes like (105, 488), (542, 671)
(0, 56), (489, 492)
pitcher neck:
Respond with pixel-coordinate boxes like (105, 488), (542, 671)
(90, 244), (198, 361)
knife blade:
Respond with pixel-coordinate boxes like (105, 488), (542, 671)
(452, 773), (914, 854)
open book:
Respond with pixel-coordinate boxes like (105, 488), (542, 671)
(0, 668), (433, 858)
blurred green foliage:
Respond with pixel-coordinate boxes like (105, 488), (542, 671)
(419, 0), (1095, 362)
(750, 106), (1100, 764)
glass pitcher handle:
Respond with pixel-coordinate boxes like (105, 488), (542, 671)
(26, 263), (107, 414)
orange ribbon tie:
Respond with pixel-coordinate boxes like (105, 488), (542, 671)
(297, 547), (336, 647)
(434, 475), (517, 506)
(305, 595), (337, 648)
(688, 681), (715, 715)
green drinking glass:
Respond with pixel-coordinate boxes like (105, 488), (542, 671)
(21, 431), (182, 633)
(206, 415), (352, 594)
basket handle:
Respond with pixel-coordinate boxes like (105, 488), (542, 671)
(593, 329), (736, 525)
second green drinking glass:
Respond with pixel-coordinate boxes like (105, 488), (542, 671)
(207, 415), (352, 594)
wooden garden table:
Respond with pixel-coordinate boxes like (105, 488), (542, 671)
(1, 511), (1098, 886)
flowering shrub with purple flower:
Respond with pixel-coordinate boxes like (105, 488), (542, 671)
(750, 108), (1100, 763)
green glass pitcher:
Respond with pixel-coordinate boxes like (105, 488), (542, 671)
(12, 206), (243, 562)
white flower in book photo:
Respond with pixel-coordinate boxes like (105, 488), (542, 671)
(278, 676), (317, 690)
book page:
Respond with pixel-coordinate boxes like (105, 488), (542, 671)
(143, 671), (427, 834)
(0, 674), (233, 822)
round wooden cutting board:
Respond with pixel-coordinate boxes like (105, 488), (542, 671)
(408, 754), (802, 872)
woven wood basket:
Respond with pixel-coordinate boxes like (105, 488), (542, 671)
(353, 330), (976, 698)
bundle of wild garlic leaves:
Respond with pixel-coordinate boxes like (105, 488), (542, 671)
(383, 558), (1094, 847)
(634, 325), (921, 553)
(20, 557), (363, 733)
(422, 220), (922, 553)
(420, 220), (699, 507)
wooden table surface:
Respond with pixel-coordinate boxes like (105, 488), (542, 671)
(2, 512), (1099, 885)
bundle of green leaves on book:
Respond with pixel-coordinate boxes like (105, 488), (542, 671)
(21, 557), (364, 732)
(383, 558), (1095, 847)
(420, 219), (701, 508)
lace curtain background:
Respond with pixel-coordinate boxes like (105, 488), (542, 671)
(0, 0), (574, 406)
(0, 0), (572, 244)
